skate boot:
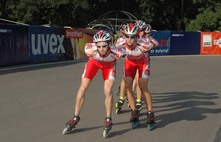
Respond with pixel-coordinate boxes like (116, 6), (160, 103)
(62, 115), (80, 135)
(103, 117), (113, 138)
(130, 110), (140, 129)
(147, 111), (157, 131)
(135, 99), (142, 112)
(115, 97), (125, 114)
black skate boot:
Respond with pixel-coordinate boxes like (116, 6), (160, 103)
(130, 110), (140, 129)
(62, 115), (80, 135)
(147, 111), (157, 131)
(103, 117), (113, 138)
(115, 97), (125, 114)
(135, 100), (142, 112)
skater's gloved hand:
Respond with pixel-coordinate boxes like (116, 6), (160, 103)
(123, 53), (129, 57)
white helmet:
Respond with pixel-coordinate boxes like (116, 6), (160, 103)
(124, 23), (139, 35)
(136, 20), (147, 30)
(145, 24), (152, 34)
(93, 30), (111, 43)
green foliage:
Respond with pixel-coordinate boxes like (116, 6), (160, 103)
(1, 0), (90, 26)
(186, 1), (221, 31)
(0, 0), (221, 31)
(186, 7), (221, 31)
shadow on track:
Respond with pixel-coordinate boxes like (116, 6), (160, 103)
(147, 91), (221, 128)
(0, 60), (86, 75)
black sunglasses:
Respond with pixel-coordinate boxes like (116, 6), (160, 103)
(125, 35), (137, 39)
(97, 44), (108, 48)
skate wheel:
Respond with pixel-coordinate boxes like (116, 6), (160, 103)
(115, 108), (121, 114)
(62, 127), (68, 135)
(62, 126), (76, 135)
(103, 130), (110, 138)
(132, 121), (140, 129)
(137, 108), (142, 112)
(147, 123), (158, 131)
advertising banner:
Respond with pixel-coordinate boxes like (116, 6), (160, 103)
(201, 32), (221, 54)
(65, 28), (98, 60)
(150, 31), (171, 56)
(0, 25), (29, 66)
(170, 31), (200, 55)
(29, 26), (73, 63)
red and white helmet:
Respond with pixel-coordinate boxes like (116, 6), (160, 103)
(124, 23), (139, 35)
(145, 24), (152, 34)
(136, 20), (147, 30)
(93, 30), (111, 43)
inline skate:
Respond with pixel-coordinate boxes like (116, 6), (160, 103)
(62, 115), (80, 135)
(130, 110), (140, 129)
(135, 99), (142, 112)
(115, 97), (125, 114)
(147, 111), (157, 131)
(103, 117), (113, 138)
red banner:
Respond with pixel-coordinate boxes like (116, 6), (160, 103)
(65, 29), (83, 38)
(201, 32), (221, 54)
(66, 28), (99, 59)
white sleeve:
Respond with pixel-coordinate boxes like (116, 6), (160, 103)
(84, 43), (97, 57)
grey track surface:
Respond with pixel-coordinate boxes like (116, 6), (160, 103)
(0, 55), (221, 142)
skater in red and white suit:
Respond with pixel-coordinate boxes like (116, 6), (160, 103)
(132, 20), (159, 111)
(63, 30), (124, 137)
(117, 23), (158, 128)
(115, 21), (159, 114)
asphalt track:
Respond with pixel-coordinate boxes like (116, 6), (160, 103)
(0, 55), (221, 142)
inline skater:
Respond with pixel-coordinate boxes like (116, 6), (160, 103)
(115, 21), (159, 115)
(62, 30), (124, 138)
(117, 23), (158, 129)
(132, 20), (159, 113)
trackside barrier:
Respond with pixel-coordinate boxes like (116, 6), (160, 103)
(200, 32), (221, 54)
(29, 26), (73, 63)
(1, 24), (220, 67)
(0, 24), (29, 66)
(150, 31), (171, 56)
(64, 28), (98, 60)
(170, 31), (201, 55)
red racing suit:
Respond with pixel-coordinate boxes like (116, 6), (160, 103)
(82, 43), (124, 80)
(116, 39), (158, 79)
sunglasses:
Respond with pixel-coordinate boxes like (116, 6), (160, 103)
(97, 44), (108, 48)
(125, 35), (137, 39)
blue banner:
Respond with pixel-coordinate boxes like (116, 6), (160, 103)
(170, 31), (200, 55)
(0, 25), (29, 66)
(150, 31), (171, 56)
(29, 26), (73, 63)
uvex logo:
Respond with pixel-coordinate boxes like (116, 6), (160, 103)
(31, 34), (65, 55)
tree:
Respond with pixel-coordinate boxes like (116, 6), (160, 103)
(3, 0), (90, 26)
(186, 0), (221, 31)
(0, 0), (7, 18)
(137, 0), (189, 30)
(45, 0), (90, 27)
(1, 0), (221, 31)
